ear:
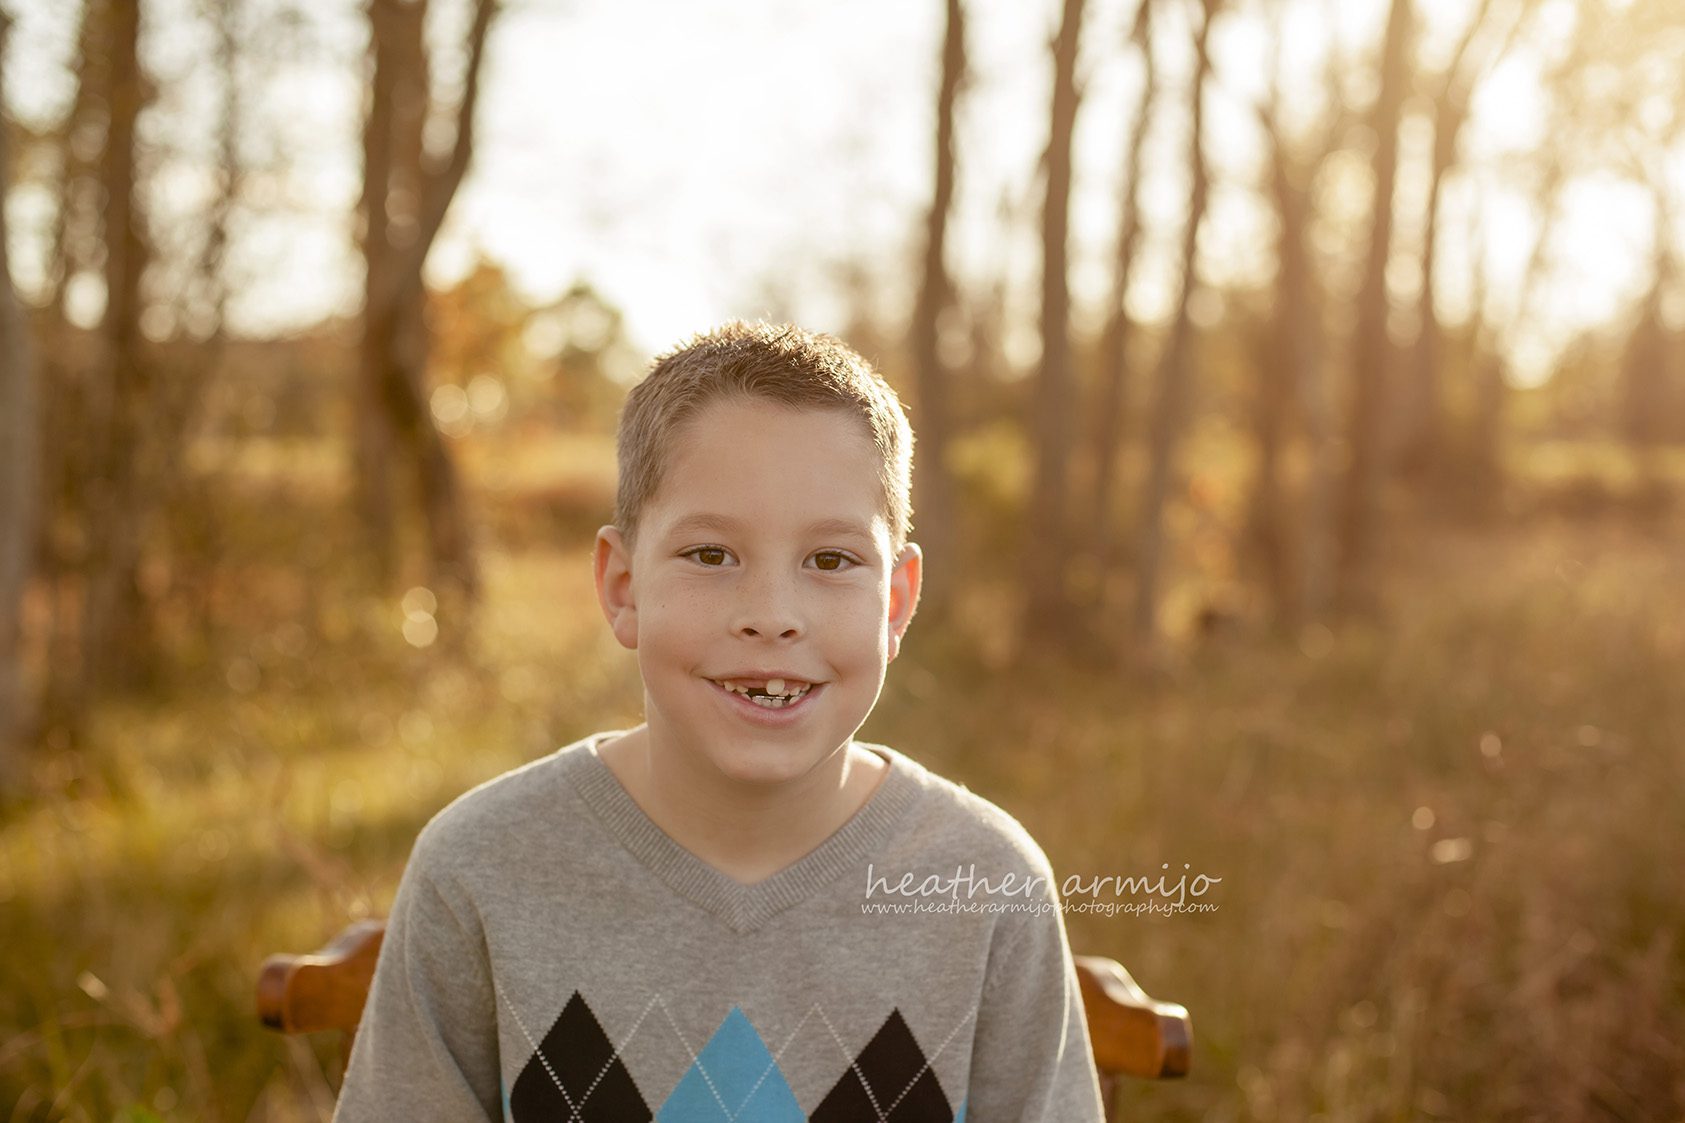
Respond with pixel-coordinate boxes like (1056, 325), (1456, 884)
(885, 542), (923, 664)
(594, 525), (639, 650)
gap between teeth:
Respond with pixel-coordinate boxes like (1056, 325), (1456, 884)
(714, 679), (811, 699)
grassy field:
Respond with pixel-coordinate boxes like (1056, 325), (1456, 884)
(3, 444), (1683, 1121)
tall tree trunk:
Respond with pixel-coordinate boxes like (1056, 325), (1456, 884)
(1132, 0), (1217, 644)
(1081, 0), (1155, 614)
(357, 0), (495, 604)
(1021, 0), (1087, 652)
(908, 0), (966, 625)
(1621, 297), (1671, 450)
(1398, 101), (1456, 476)
(79, 0), (155, 701)
(155, 0), (243, 655)
(1469, 158), (1564, 489)
(355, 0), (406, 586)
(1335, 0), (1413, 616)
(1292, 252), (1336, 626)
(0, 9), (41, 774)
(1395, 0), (1513, 477)
(1246, 8), (1347, 632)
(1619, 176), (1678, 459)
(36, 2), (104, 744)
(1251, 111), (1310, 632)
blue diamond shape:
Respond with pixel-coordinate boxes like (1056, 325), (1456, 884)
(657, 1007), (804, 1122)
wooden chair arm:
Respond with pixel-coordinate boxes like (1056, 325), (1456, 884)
(257, 918), (385, 1036)
(1075, 954), (1192, 1079)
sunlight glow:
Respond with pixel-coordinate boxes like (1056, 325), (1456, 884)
(2, 0), (1679, 383)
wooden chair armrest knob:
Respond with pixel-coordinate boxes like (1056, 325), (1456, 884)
(1075, 954), (1191, 1080)
(257, 919), (386, 1036)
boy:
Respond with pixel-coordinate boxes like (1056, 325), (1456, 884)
(333, 322), (1105, 1121)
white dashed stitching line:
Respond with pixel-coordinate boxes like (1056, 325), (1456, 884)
(569, 992), (665, 1117)
(494, 981), (580, 1119)
(878, 1003), (979, 1119)
(728, 1002), (820, 1120)
(815, 1003), (886, 1122)
(656, 995), (735, 1118)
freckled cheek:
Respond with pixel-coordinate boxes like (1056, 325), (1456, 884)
(639, 596), (724, 657)
(646, 589), (720, 623)
(823, 599), (891, 654)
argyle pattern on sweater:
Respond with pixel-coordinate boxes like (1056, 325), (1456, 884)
(504, 991), (970, 1122)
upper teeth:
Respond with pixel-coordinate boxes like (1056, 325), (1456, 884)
(716, 678), (810, 698)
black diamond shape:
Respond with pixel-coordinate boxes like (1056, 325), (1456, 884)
(509, 991), (651, 1122)
(812, 1008), (953, 1122)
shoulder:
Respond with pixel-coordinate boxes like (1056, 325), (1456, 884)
(867, 741), (1061, 895)
(403, 732), (605, 878)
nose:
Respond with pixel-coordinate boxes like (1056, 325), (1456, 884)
(732, 568), (804, 640)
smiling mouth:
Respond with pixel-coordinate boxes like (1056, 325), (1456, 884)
(706, 678), (820, 710)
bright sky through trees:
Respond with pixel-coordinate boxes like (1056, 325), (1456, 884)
(3, 0), (1676, 387)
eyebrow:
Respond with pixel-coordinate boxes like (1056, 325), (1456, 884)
(664, 513), (878, 544)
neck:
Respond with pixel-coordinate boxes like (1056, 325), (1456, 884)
(598, 724), (887, 884)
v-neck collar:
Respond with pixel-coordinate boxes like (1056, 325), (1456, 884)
(569, 730), (925, 933)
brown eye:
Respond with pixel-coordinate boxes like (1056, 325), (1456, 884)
(683, 547), (729, 567)
(813, 552), (855, 572)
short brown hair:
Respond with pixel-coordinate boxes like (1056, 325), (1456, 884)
(614, 321), (915, 556)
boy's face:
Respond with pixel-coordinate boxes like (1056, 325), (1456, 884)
(594, 396), (921, 792)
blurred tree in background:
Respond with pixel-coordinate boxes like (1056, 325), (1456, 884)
(0, 7), (37, 781)
(353, 0), (495, 612)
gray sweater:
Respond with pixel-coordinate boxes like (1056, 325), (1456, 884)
(333, 730), (1105, 1121)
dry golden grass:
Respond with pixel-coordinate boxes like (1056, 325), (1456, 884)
(3, 447), (1683, 1121)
